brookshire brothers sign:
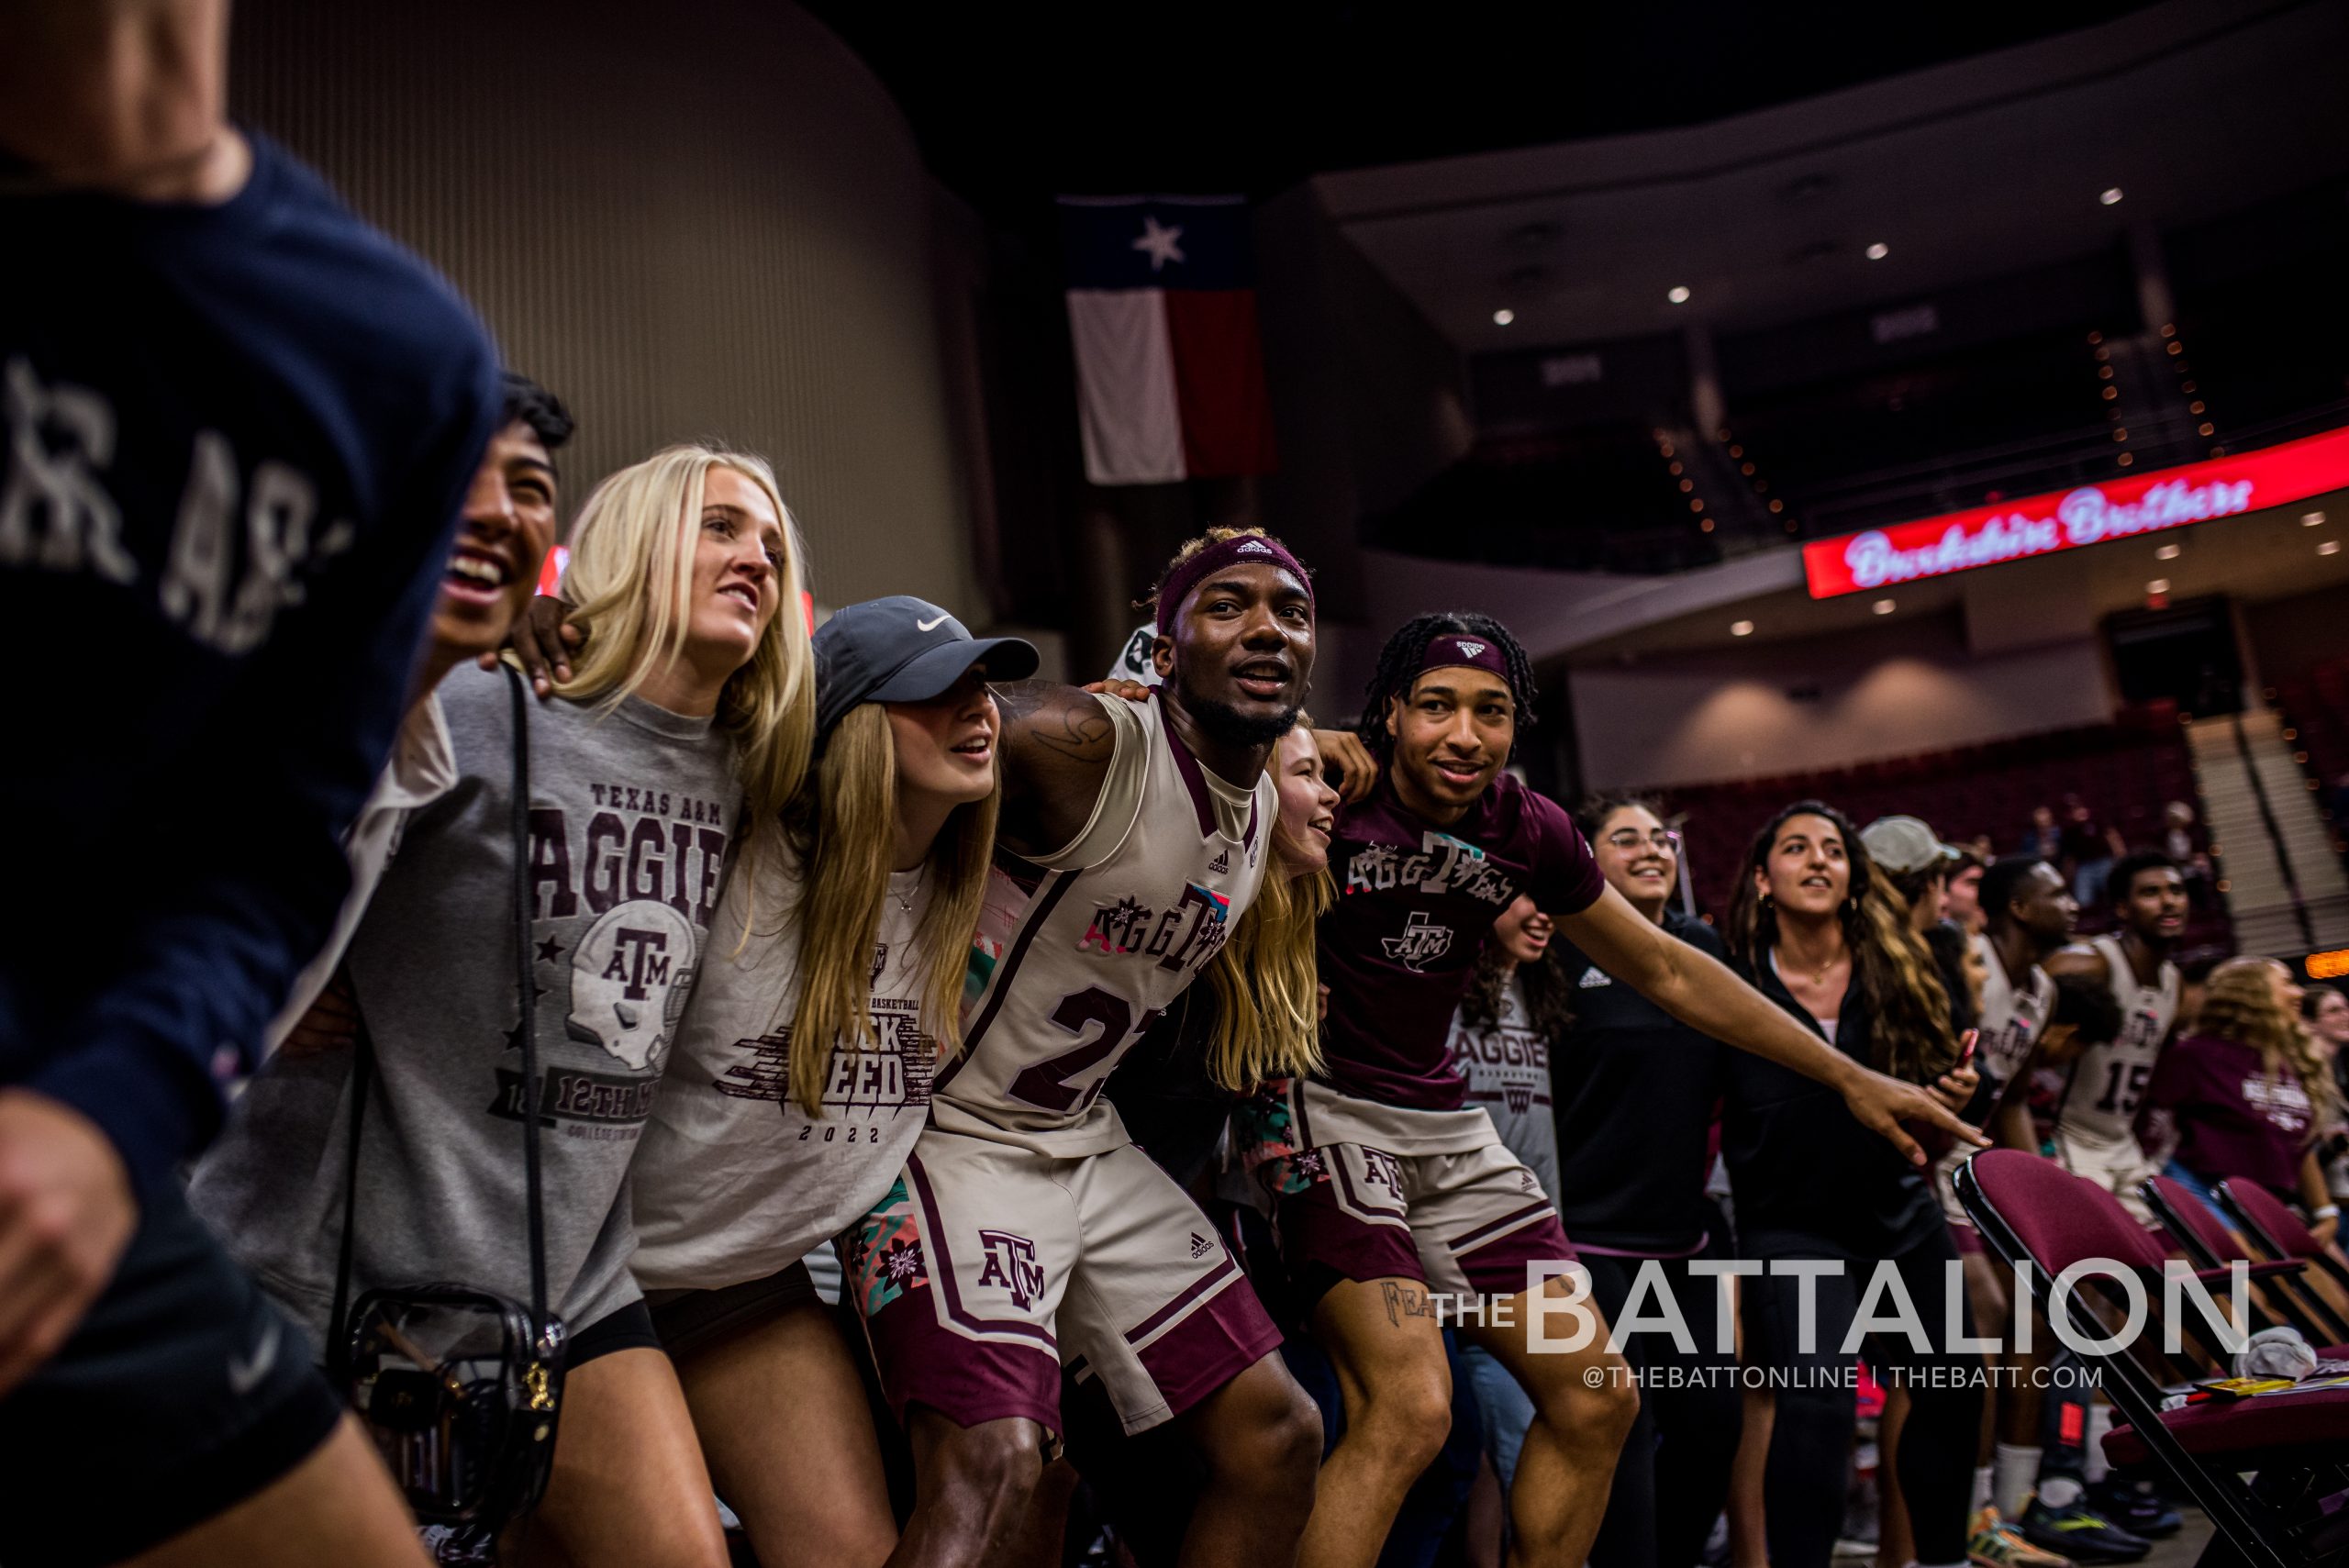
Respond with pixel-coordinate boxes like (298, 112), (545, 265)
(1802, 427), (2349, 598)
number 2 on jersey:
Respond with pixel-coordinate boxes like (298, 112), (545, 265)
(1008, 985), (1166, 1112)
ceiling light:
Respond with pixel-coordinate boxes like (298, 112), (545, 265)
(1872, 598), (1896, 615)
(2154, 543), (2180, 561)
(1730, 619), (1754, 637)
(1492, 307), (1515, 326)
(2322, 541), (2343, 557)
(2100, 187), (2124, 206)
(2305, 511), (2327, 527)
(1668, 285), (1691, 305)
(2147, 579), (2171, 595)
(1865, 242), (1889, 261)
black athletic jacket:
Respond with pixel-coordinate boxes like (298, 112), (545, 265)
(1720, 949), (1943, 1258)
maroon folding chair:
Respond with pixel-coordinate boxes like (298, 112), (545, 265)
(2214, 1180), (2349, 1345)
(2141, 1175), (2349, 1351)
(1957, 1151), (2349, 1568)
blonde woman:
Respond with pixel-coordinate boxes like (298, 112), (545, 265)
(192, 445), (814, 1568)
(629, 597), (1035, 1568)
(2147, 956), (2342, 1245)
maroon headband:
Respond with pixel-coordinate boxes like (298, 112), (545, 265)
(1154, 534), (1314, 630)
(1416, 632), (1509, 680)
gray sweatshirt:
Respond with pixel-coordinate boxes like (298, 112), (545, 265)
(191, 662), (741, 1346)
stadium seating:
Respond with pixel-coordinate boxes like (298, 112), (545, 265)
(1650, 706), (2230, 948)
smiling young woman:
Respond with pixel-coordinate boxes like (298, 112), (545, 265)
(191, 444), (817, 1568)
(629, 597), (1033, 1568)
(1720, 800), (1982, 1568)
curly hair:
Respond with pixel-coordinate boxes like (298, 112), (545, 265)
(1724, 799), (1958, 1084)
(2199, 958), (2340, 1122)
(1357, 612), (1539, 759)
(1457, 929), (1577, 1039)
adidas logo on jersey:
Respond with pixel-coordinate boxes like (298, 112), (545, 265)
(1578, 968), (1613, 988)
(1457, 639), (1486, 657)
(1208, 850), (1230, 873)
(1188, 1231), (1214, 1259)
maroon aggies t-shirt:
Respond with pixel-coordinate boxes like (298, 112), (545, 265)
(2147, 1032), (2316, 1198)
(1319, 773), (1604, 1110)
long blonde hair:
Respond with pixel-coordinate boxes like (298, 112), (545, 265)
(1202, 719), (1331, 1092)
(557, 444), (816, 848)
(2199, 958), (2340, 1121)
(774, 703), (999, 1116)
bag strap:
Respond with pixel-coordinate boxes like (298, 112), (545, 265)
(327, 1025), (373, 1384)
(328, 666), (550, 1373)
(506, 664), (549, 1338)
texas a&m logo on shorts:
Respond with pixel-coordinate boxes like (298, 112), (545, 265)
(975, 1229), (1046, 1310)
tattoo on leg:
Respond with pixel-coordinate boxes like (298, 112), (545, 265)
(1379, 1280), (1436, 1328)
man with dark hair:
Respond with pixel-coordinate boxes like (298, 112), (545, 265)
(2021, 856), (2183, 1559)
(0, 1), (501, 1562)
(260, 371), (572, 1051)
(2044, 851), (2186, 1218)
(845, 526), (1324, 1568)
(1281, 610), (1981, 1568)
(1930, 858), (2075, 1554)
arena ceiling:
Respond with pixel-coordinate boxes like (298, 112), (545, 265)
(1319, 0), (2349, 349)
(814, 0), (2349, 350)
(807, 2), (2162, 214)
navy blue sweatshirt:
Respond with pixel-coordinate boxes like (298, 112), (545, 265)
(0, 133), (500, 1191)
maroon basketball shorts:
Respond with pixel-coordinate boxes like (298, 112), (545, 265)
(849, 1128), (1280, 1438)
(1250, 1079), (1575, 1301)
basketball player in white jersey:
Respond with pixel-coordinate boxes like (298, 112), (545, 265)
(847, 528), (1324, 1567)
(2045, 851), (2186, 1224)
(1934, 857), (2076, 1551)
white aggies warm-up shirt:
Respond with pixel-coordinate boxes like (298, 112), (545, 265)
(633, 840), (938, 1292)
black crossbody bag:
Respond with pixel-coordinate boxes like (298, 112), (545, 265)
(328, 664), (566, 1529)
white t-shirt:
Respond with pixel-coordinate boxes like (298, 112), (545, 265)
(631, 839), (939, 1292)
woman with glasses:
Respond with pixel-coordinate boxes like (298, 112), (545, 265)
(1544, 798), (1744, 1568)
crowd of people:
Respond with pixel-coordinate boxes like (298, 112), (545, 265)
(6, 6), (2349, 1568)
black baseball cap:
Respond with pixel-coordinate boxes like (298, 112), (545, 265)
(814, 595), (1040, 740)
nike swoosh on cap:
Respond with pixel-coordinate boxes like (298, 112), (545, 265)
(917, 613), (949, 631)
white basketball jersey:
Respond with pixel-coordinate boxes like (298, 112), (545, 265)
(932, 694), (1275, 1157)
(2057, 933), (2179, 1144)
(1972, 930), (2055, 1097)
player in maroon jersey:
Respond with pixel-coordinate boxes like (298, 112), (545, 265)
(1282, 612), (1980, 1568)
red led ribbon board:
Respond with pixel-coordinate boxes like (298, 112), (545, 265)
(1801, 427), (2349, 598)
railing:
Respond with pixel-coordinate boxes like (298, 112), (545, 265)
(1782, 397), (2349, 541)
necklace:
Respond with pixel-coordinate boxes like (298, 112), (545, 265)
(890, 865), (924, 916)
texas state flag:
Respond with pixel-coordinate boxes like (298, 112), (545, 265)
(1060, 195), (1276, 486)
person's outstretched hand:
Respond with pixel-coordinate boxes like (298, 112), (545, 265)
(1842, 1066), (1989, 1167)
(1080, 679), (1153, 704)
(0, 1091), (136, 1397)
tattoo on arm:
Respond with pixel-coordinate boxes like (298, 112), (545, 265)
(1380, 1280), (1438, 1328)
(993, 681), (1115, 762)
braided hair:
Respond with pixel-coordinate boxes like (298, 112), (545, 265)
(1357, 612), (1539, 758)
